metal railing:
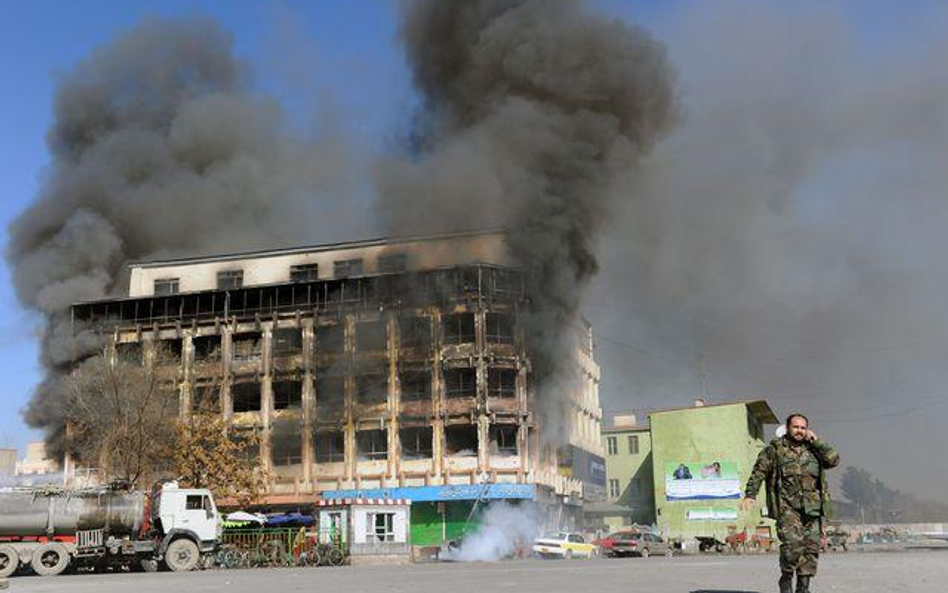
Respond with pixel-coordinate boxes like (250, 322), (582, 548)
(215, 527), (347, 569)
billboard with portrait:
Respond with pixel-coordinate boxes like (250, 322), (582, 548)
(664, 460), (741, 501)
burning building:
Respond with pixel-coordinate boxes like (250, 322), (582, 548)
(71, 229), (604, 541)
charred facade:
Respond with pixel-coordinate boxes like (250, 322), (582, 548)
(71, 231), (603, 510)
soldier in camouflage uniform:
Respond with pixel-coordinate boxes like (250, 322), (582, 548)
(741, 413), (839, 593)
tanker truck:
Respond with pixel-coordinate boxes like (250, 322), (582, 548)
(0, 481), (221, 577)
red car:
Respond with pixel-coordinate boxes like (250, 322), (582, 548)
(593, 531), (638, 557)
(594, 531), (674, 558)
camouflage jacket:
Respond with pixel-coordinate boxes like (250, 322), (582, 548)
(744, 436), (840, 518)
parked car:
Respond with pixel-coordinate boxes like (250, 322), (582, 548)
(605, 532), (675, 558)
(533, 532), (598, 559)
(593, 531), (638, 557)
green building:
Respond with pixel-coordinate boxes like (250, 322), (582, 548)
(649, 400), (778, 543)
(591, 414), (655, 529)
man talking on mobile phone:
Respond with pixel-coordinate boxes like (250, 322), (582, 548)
(741, 413), (840, 593)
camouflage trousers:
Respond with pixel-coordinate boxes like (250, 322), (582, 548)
(776, 509), (822, 576)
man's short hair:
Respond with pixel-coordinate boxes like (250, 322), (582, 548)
(786, 413), (809, 428)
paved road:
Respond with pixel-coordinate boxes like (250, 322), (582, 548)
(5, 549), (947, 593)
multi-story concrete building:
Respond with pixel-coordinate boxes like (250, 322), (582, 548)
(593, 413), (655, 529)
(71, 229), (603, 544)
(649, 399), (777, 542)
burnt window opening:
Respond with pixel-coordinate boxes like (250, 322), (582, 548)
(191, 383), (219, 413)
(445, 425), (478, 457)
(378, 253), (408, 274)
(356, 320), (388, 351)
(356, 429), (388, 460)
(232, 382), (261, 413)
(399, 316), (431, 350)
(157, 339), (183, 362)
(272, 328), (303, 355)
(232, 332), (262, 362)
(232, 428), (261, 461)
(316, 324), (345, 354)
(489, 425), (519, 457)
(486, 313), (516, 345)
(399, 371), (430, 402)
(314, 431), (345, 463)
(356, 372), (388, 405)
(115, 342), (143, 364)
(289, 263), (319, 283)
(273, 379), (303, 410)
(315, 373), (345, 405)
(491, 269), (521, 293)
(444, 367), (477, 399)
(154, 277), (180, 296)
(333, 258), (363, 279)
(443, 313), (475, 345)
(400, 427), (433, 460)
(192, 335), (221, 361)
(271, 425), (302, 466)
(217, 270), (244, 290)
(487, 368), (518, 399)
(459, 268), (480, 293)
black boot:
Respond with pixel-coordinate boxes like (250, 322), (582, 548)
(795, 575), (811, 593)
(779, 572), (794, 593)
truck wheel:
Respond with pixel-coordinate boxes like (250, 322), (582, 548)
(165, 539), (200, 572)
(31, 542), (70, 576)
(0, 544), (19, 578)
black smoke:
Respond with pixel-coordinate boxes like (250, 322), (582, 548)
(6, 16), (363, 457)
(380, 0), (676, 432)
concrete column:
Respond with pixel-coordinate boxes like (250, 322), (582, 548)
(431, 309), (444, 479)
(475, 308), (488, 475)
(387, 314), (398, 480)
(221, 327), (233, 420)
(260, 327), (273, 472)
(301, 321), (315, 485)
(344, 313), (355, 483)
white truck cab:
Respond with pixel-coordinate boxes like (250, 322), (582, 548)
(157, 482), (222, 544)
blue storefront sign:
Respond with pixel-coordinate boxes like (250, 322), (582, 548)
(320, 483), (537, 502)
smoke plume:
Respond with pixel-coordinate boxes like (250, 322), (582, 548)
(446, 502), (538, 562)
(381, 0), (676, 428)
(588, 0), (948, 499)
(6, 17), (364, 457)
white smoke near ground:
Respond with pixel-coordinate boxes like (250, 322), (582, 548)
(446, 502), (538, 562)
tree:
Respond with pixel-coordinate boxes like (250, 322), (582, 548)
(841, 466), (877, 522)
(63, 346), (178, 487)
(164, 401), (270, 506)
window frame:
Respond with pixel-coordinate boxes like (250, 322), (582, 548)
(608, 478), (620, 498)
(366, 512), (396, 543)
(628, 434), (639, 455)
(216, 269), (244, 290)
(333, 258), (363, 279)
(289, 263), (319, 283)
(606, 436), (618, 455)
(443, 367), (477, 399)
(154, 277), (180, 296)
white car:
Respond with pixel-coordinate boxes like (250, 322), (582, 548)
(533, 532), (598, 559)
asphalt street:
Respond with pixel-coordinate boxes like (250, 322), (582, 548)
(5, 549), (947, 593)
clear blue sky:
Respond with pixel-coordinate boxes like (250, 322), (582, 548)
(0, 0), (937, 459)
